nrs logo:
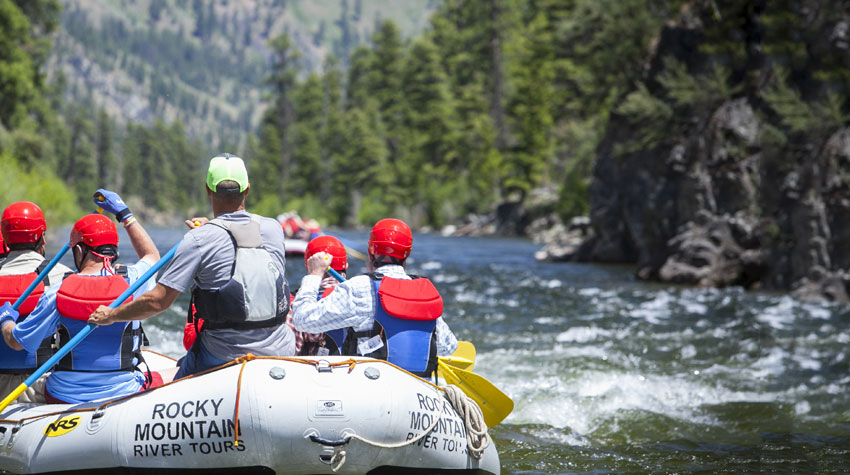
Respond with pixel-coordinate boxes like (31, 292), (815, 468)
(44, 415), (81, 437)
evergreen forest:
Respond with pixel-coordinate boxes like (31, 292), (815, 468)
(1, 0), (849, 234)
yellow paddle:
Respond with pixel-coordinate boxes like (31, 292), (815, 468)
(440, 341), (476, 371)
(437, 359), (513, 427)
(344, 245), (367, 261)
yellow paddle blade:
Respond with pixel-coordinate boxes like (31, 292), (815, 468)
(438, 355), (474, 371)
(344, 245), (367, 261)
(453, 341), (476, 365)
(438, 359), (513, 427)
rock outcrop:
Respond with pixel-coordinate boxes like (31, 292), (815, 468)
(553, 3), (850, 303)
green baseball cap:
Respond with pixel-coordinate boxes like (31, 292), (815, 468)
(206, 153), (249, 193)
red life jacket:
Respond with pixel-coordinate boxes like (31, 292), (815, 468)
(0, 274), (44, 316)
(377, 277), (443, 321)
(56, 274), (132, 320)
(0, 258), (52, 316)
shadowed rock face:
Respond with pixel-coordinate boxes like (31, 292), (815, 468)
(558, 3), (850, 303)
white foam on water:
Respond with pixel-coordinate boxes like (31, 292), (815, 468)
(430, 273), (460, 284)
(749, 346), (788, 378)
(680, 344), (697, 359)
(499, 366), (776, 435)
(627, 291), (675, 324)
(543, 279), (563, 288)
(756, 296), (798, 329)
(420, 261), (442, 271)
(143, 325), (185, 359)
(790, 346), (823, 371)
(795, 400), (812, 415)
(525, 425), (590, 447)
(555, 326), (613, 344)
(801, 303), (833, 320)
(533, 317), (557, 324)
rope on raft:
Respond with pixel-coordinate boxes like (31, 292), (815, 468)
(443, 385), (491, 459)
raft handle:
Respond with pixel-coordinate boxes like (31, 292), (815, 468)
(315, 360), (333, 373)
(309, 435), (351, 447)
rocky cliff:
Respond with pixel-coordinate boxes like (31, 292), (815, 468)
(541, 2), (850, 302)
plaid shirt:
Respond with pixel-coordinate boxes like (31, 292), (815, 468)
(292, 265), (458, 356)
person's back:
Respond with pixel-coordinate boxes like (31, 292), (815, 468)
(292, 219), (457, 377)
(0, 202), (72, 403)
(166, 210), (292, 363)
(2, 208), (160, 403)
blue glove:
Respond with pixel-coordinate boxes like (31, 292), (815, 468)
(0, 302), (20, 327)
(93, 189), (133, 222)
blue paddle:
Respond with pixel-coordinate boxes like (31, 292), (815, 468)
(0, 241), (179, 411)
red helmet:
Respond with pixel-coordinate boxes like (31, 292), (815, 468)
(70, 214), (118, 248)
(1, 201), (46, 244)
(368, 219), (412, 259)
(305, 236), (348, 271)
(0, 232), (6, 256)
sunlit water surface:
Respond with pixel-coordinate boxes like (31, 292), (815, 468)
(46, 226), (850, 473)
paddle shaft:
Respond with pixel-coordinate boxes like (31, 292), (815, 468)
(11, 242), (71, 310)
(0, 241), (180, 412)
(327, 267), (345, 283)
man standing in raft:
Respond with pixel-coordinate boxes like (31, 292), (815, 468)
(89, 154), (295, 378)
(292, 218), (457, 377)
(0, 202), (73, 403)
(2, 193), (160, 403)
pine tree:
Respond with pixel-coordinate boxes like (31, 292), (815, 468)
(321, 56), (346, 207)
(94, 108), (116, 189)
(264, 33), (300, 201)
(503, 11), (555, 197)
(401, 37), (461, 225)
(345, 46), (374, 112)
(291, 74), (324, 198)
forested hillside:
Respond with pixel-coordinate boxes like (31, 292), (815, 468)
(48, 0), (434, 147)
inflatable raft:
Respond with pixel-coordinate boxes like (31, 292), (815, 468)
(284, 239), (308, 256)
(0, 354), (499, 474)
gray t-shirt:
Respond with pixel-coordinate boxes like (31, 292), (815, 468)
(158, 211), (294, 359)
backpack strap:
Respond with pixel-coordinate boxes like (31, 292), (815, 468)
(35, 259), (51, 286)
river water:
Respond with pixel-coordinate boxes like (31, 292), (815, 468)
(48, 225), (850, 473)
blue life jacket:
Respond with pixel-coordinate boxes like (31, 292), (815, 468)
(0, 259), (57, 373)
(54, 272), (142, 373)
(341, 273), (443, 377)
